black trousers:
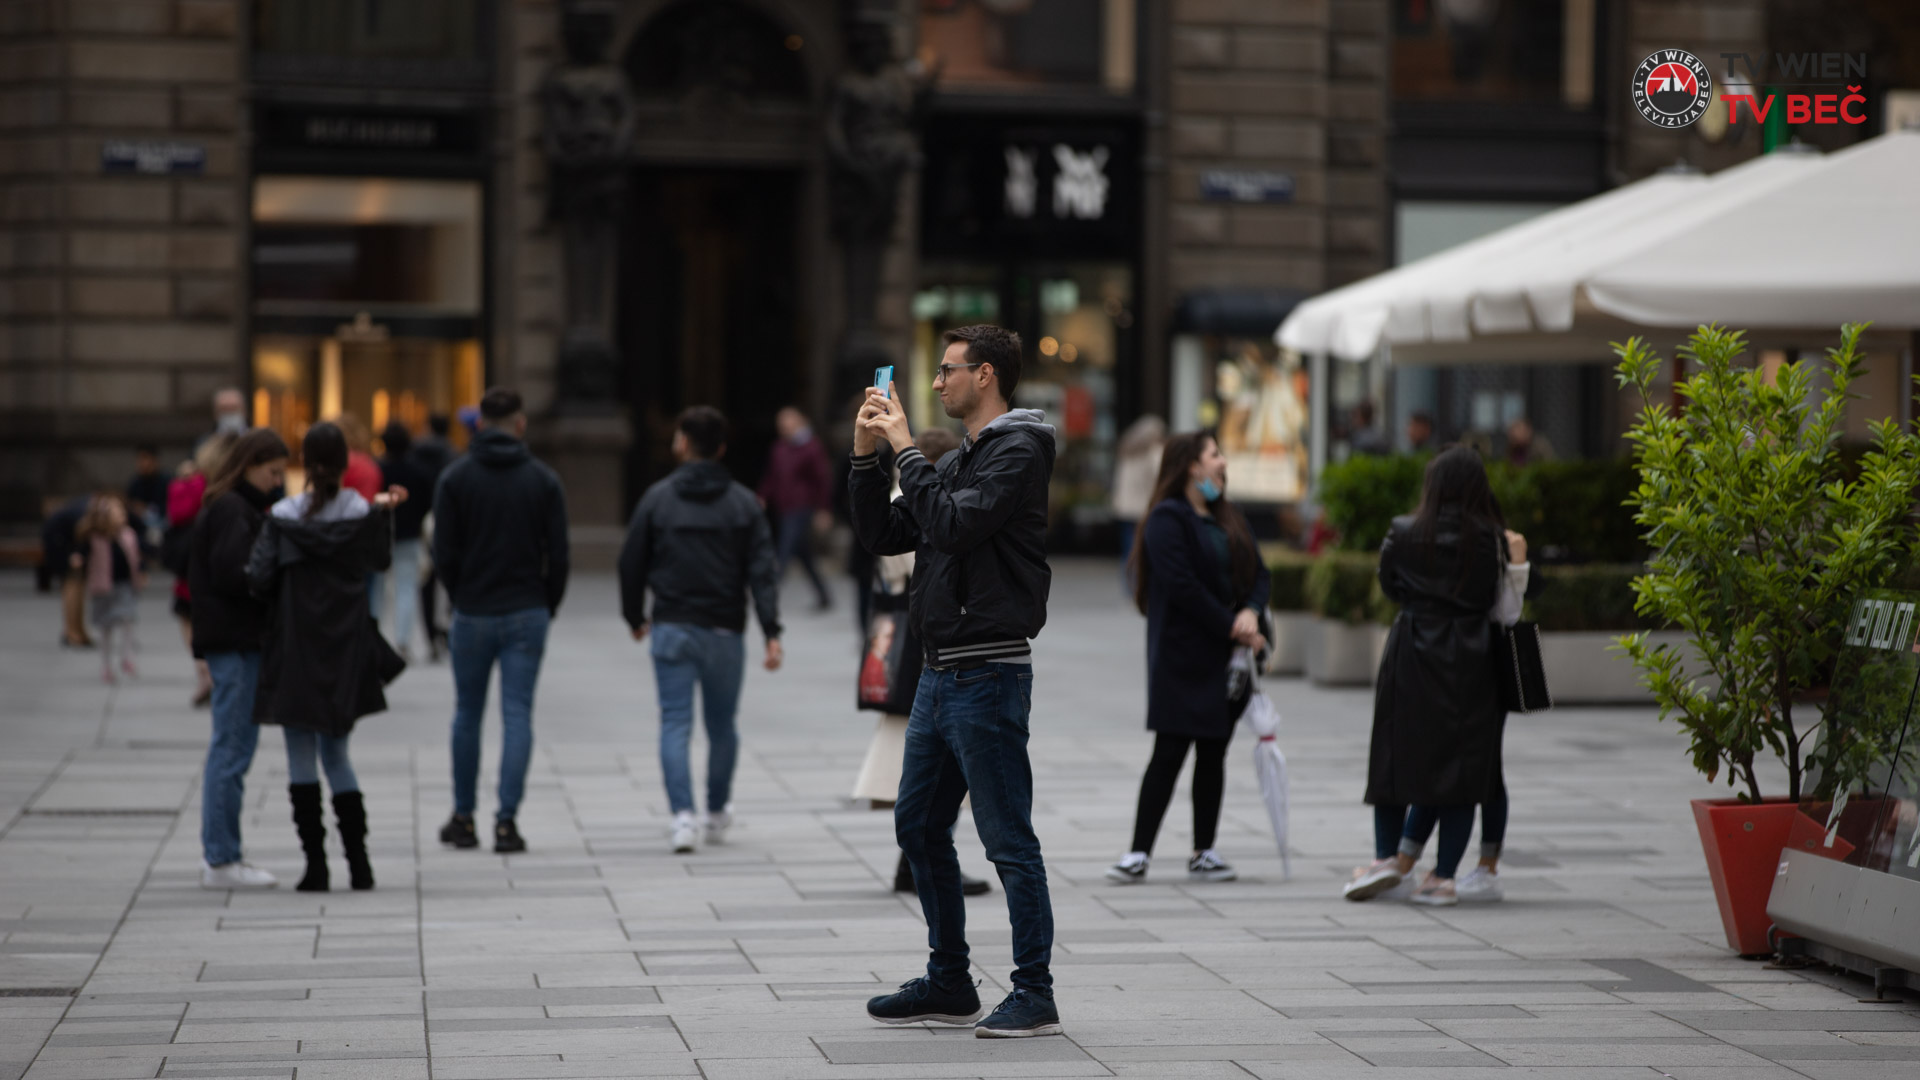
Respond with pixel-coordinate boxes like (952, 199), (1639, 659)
(1128, 731), (1232, 855)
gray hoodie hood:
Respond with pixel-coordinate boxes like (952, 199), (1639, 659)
(970, 408), (1056, 452)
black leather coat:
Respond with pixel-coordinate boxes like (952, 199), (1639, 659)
(1366, 512), (1507, 807)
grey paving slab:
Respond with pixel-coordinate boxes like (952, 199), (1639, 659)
(1, 565), (1916, 1080)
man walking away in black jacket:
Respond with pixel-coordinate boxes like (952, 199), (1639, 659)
(619, 407), (783, 855)
(432, 388), (569, 855)
(850, 324), (1062, 1039)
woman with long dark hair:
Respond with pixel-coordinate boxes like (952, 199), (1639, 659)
(1345, 446), (1528, 905)
(1106, 431), (1269, 884)
(247, 421), (408, 892)
(190, 427), (291, 889)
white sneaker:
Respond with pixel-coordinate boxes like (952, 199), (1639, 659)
(202, 860), (278, 890)
(670, 811), (698, 854)
(1105, 852), (1148, 884)
(1455, 865), (1504, 903)
(704, 809), (732, 844)
(1343, 859), (1403, 901)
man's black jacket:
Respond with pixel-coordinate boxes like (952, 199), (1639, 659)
(432, 429), (569, 616)
(848, 408), (1055, 665)
(618, 460), (782, 638)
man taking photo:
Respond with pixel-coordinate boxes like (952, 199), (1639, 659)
(619, 406), (783, 855)
(849, 324), (1061, 1039)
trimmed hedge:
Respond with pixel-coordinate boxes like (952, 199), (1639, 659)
(1316, 453), (1429, 553)
(1292, 554), (1654, 632)
(1268, 552), (1311, 611)
(1305, 551), (1389, 626)
(1317, 453), (1646, 564)
(1528, 564), (1655, 632)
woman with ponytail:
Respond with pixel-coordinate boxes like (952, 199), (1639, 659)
(246, 421), (409, 891)
(1106, 431), (1269, 885)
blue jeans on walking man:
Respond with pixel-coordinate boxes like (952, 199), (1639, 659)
(202, 650), (263, 866)
(894, 662), (1053, 995)
(649, 622), (745, 815)
(450, 607), (550, 822)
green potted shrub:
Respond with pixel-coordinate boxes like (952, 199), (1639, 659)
(1317, 452), (1428, 552)
(1266, 550), (1313, 675)
(1304, 552), (1381, 685)
(1614, 323), (1920, 954)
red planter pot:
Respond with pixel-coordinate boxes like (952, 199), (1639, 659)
(1690, 797), (1802, 955)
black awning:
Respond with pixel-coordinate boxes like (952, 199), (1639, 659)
(1172, 288), (1311, 337)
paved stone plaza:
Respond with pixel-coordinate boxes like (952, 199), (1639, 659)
(2, 562), (1916, 1080)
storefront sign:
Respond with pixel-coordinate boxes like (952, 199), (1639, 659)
(1200, 169), (1294, 204)
(255, 104), (485, 164)
(923, 115), (1139, 260)
(101, 140), (205, 175)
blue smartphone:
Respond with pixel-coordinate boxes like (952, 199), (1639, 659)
(873, 365), (893, 398)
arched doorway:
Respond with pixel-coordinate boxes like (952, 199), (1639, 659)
(616, 0), (813, 510)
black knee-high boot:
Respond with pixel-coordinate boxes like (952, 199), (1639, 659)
(288, 783), (328, 892)
(332, 790), (374, 891)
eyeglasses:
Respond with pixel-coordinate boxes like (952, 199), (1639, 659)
(934, 362), (984, 381)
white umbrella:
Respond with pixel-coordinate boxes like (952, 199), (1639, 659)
(1242, 691), (1291, 880)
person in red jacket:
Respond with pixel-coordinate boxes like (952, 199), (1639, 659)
(758, 406), (833, 611)
(335, 414), (385, 502)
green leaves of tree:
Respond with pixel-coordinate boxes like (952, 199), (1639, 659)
(1614, 324), (1920, 803)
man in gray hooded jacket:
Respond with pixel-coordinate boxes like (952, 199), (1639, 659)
(850, 323), (1063, 1039)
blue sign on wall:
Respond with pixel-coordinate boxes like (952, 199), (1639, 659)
(101, 140), (206, 176)
(1200, 169), (1295, 204)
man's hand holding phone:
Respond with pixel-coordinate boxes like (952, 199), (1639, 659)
(862, 383), (912, 453)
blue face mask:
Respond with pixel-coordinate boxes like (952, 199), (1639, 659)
(1196, 476), (1222, 502)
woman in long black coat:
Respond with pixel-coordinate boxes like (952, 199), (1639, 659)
(246, 422), (406, 892)
(1346, 446), (1525, 906)
(1107, 431), (1270, 885)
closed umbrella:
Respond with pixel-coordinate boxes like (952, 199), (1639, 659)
(1242, 690), (1291, 880)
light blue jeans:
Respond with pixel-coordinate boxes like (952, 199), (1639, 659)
(284, 728), (358, 793)
(450, 607), (549, 821)
(202, 651), (263, 866)
(650, 623), (745, 815)
(371, 538), (422, 652)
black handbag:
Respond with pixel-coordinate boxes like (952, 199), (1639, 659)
(1491, 536), (1552, 714)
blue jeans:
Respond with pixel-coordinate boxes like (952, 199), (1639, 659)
(202, 651), (263, 866)
(284, 728), (358, 793)
(775, 510), (830, 605)
(895, 663), (1053, 995)
(650, 622), (746, 815)
(450, 607), (549, 821)
(1386, 803), (1475, 879)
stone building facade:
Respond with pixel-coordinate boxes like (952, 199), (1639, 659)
(6, 0), (1902, 537)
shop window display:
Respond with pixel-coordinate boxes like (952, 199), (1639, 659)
(250, 175), (485, 456)
(1173, 336), (1311, 505)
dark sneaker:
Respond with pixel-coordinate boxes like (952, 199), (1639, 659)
(439, 814), (478, 849)
(1187, 849), (1237, 882)
(975, 987), (1062, 1038)
(866, 977), (983, 1026)
(494, 819), (526, 854)
(961, 872), (992, 897)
